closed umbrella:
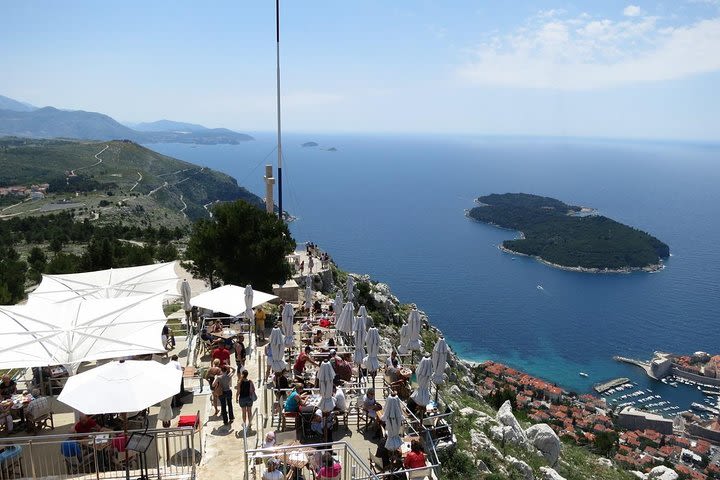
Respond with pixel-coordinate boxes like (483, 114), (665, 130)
(346, 276), (355, 302)
(383, 393), (404, 451)
(336, 302), (354, 335)
(358, 305), (370, 331)
(411, 355), (433, 408)
(333, 291), (343, 320)
(397, 323), (410, 355)
(269, 328), (287, 373)
(181, 279), (192, 313)
(317, 361), (336, 441)
(364, 327), (380, 388)
(353, 314), (367, 369)
(304, 276), (313, 311)
(244, 285), (254, 321)
(432, 336), (449, 403)
(282, 303), (295, 348)
(407, 309), (423, 352)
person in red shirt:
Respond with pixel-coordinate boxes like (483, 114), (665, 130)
(293, 346), (318, 378)
(73, 414), (100, 434)
(212, 344), (231, 365)
(403, 441), (426, 470)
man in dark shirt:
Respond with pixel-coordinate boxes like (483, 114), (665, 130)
(0, 375), (17, 399)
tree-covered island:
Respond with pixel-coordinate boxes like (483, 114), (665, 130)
(468, 193), (670, 272)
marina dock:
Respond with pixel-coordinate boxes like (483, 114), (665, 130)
(594, 377), (630, 393)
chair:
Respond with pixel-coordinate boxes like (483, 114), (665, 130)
(280, 410), (299, 431)
(406, 467), (431, 480)
(110, 450), (138, 470)
(26, 411), (54, 435)
(63, 455), (93, 475)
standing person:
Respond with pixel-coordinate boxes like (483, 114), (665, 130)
(158, 395), (173, 428)
(403, 440), (427, 469)
(300, 260), (305, 274)
(168, 355), (185, 408)
(235, 369), (256, 428)
(212, 365), (235, 425)
(293, 346), (318, 378)
(205, 359), (222, 416)
(211, 343), (231, 366)
(308, 255), (314, 273)
(255, 307), (266, 341)
(234, 335), (247, 369)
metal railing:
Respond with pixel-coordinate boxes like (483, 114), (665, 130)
(245, 440), (378, 480)
(0, 426), (200, 480)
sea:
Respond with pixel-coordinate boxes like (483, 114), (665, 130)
(151, 133), (720, 412)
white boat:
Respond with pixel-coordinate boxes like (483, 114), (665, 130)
(579, 372), (589, 377)
(536, 285), (544, 291)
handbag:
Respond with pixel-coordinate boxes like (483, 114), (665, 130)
(250, 382), (258, 402)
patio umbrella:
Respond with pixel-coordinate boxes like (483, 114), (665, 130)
(410, 355), (433, 407)
(384, 393), (404, 451)
(317, 361), (336, 441)
(282, 303), (295, 348)
(432, 336), (449, 403)
(346, 276), (355, 302)
(29, 262), (180, 304)
(181, 279), (192, 313)
(397, 323), (410, 355)
(358, 305), (370, 331)
(333, 291), (343, 319)
(268, 328), (287, 373)
(190, 284), (277, 316)
(353, 314), (367, 378)
(336, 302), (354, 335)
(244, 285), (254, 321)
(0, 294), (167, 370)
(304, 276), (313, 311)
(57, 359), (182, 480)
(364, 328), (380, 388)
(406, 309), (423, 352)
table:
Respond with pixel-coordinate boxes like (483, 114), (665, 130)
(399, 436), (420, 458)
(214, 327), (241, 340)
(304, 394), (322, 409)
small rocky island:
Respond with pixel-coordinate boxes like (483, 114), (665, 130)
(301, 141), (319, 147)
(468, 193), (670, 272)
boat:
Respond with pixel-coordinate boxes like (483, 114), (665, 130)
(579, 372), (589, 377)
(536, 285), (544, 291)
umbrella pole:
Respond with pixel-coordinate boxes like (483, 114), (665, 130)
(123, 412), (130, 480)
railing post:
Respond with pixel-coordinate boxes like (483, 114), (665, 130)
(28, 440), (36, 479)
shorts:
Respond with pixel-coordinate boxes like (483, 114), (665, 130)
(238, 397), (253, 407)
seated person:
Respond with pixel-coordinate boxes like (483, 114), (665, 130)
(110, 430), (131, 457)
(312, 330), (324, 344)
(403, 441), (427, 470)
(327, 338), (336, 348)
(60, 438), (84, 461)
(208, 319), (223, 333)
(310, 409), (326, 435)
(300, 320), (312, 333)
(312, 300), (322, 314)
(262, 458), (284, 480)
(362, 388), (383, 424)
(332, 385), (346, 412)
(283, 384), (309, 413)
(318, 317), (332, 328)
(332, 355), (353, 383)
(293, 346), (318, 378)
(386, 351), (399, 368)
(317, 451), (342, 479)
(25, 388), (51, 426)
(262, 431), (276, 449)
(0, 375), (17, 399)
(73, 414), (101, 434)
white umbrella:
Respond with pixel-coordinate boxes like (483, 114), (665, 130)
(353, 314), (367, 365)
(282, 303), (295, 348)
(269, 328), (287, 373)
(333, 291), (343, 319)
(304, 276), (313, 311)
(190, 284), (277, 316)
(384, 393), (404, 451)
(181, 279), (192, 312)
(397, 323), (410, 355)
(432, 337), (449, 384)
(411, 355), (433, 407)
(407, 309), (423, 352)
(336, 302), (354, 335)
(358, 305), (370, 331)
(244, 284), (254, 320)
(0, 294), (167, 370)
(346, 276), (355, 302)
(29, 262), (180, 304)
(58, 360), (182, 414)
(364, 328), (380, 375)
(317, 361), (336, 413)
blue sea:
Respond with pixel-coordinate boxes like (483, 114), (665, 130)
(151, 134), (720, 410)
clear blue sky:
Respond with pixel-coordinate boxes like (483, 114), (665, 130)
(2, 1), (719, 140)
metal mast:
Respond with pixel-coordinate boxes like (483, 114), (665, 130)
(275, 0), (283, 220)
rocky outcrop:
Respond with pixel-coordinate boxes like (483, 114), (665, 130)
(492, 400), (528, 446)
(507, 456), (534, 480)
(596, 457), (613, 467)
(526, 423), (561, 466)
(539, 466), (567, 480)
(470, 430), (503, 459)
(647, 466), (679, 480)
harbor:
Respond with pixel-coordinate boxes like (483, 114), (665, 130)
(594, 377), (630, 393)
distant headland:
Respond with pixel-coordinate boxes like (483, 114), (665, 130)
(467, 193), (670, 273)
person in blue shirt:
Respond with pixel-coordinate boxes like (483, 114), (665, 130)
(283, 384), (308, 413)
(60, 439), (83, 460)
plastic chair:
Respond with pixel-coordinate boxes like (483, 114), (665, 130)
(406, 467), (431, 480)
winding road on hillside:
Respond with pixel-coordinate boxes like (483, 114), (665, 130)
(70, 145), (108, 176)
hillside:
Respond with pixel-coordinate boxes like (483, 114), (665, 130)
(468, 193), (669, 271)
(0, 137), (263, 224)
(0, 94), (36, 112)
(0, 100), (253, 144)
(132, 120), (209, 132)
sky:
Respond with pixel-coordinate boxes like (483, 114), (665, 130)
(1, 1), (719, 141)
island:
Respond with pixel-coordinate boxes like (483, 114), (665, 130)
(326, 147), (337, 152)
(467, 193), (670, 272)
(301, 141), (318, 147)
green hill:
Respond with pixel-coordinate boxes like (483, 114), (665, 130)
(468, 193), (669, 271)
(0, 137), (264, 225)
